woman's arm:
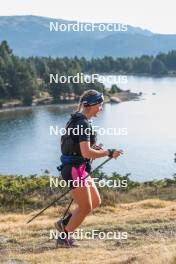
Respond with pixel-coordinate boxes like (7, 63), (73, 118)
(80, 141), (109, 159)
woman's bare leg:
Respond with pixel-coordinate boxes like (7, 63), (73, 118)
(88, 177), (101, 209)
(65, 178), (92, 232)
(65, 177), (101, 232)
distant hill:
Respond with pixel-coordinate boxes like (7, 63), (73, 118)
(0, 15), (176, 58)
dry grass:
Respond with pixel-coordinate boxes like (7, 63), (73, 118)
(0, 199), (176, 264)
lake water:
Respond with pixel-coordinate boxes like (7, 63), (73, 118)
(0, 76), (176, 181)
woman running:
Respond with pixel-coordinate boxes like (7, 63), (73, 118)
(55, 89), (122, 247)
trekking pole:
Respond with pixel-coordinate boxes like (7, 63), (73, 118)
(26, 157), (112, 224)
(62, 198), (73, 220)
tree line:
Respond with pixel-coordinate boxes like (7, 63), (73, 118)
(0, 40), (176, 105)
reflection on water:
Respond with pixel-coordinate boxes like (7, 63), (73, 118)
(0, 76), (176, 181)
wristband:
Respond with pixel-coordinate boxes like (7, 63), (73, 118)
(107, 149), (116, 158)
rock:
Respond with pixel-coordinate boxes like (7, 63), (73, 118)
(33, 96), (53, 105)
(1, 260), (31, 264)
(103, 96), (110, 103)
(110, 96), (121, 103)
(0, 235), (15, 244)
(0, 236), (9, 243)
(2, 101), (22, 108)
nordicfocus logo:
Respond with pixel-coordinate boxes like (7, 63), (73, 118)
(49, 73), (128, 85)
(49, 21), (128, 32)
(50, 229), (128, 240)
(50, 177), (128, 189)
(49, 125), (128, 137)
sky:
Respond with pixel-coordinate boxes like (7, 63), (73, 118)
(0, 0), (176, 34)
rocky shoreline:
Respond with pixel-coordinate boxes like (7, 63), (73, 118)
(105, 90), (140, 103)
(0, 90), (140, 111)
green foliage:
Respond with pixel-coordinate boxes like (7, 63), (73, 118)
(110, 84), (122, 94)
(0, 76), (7, 98)
(133, 56), (152, 74)
(0, 172), (175, 211)
(151, 59), (167, 75)
(0, 174), (55, 211)
(0, 42), (39, 105)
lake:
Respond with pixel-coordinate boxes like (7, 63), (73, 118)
(0, 76), (176, 181)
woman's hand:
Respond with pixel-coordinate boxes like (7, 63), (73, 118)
(107, 149), (123, 159)
(112, 149), (123, 159)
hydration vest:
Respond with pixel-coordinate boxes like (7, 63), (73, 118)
(61, 112), (96, 156)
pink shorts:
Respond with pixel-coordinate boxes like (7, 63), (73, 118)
(61, 163), (89, 189)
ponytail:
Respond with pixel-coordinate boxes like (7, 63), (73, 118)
(76, 90), (98, 112)
(76, 102), (82, 112)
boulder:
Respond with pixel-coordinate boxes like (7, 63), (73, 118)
(110, 96), (121, 103)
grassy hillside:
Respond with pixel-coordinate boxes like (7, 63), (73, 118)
(0, 173), (176, 264)
(0, 200), (176, 264)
